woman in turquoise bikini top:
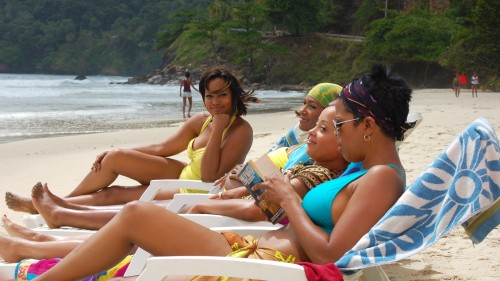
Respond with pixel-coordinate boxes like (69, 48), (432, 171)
(303, 163), (405, 234)
(253, 64), (413, 263)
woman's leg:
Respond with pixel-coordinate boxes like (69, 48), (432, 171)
(67, 148), (186, 198)
(65, 185), (149, 206)
(5, 183), (149, 214)
(63, 184), (179, 206)
(182, 96), (187, 118)
(0, 232), (83, 262)
(32, 184), (119, 230)
(186, 199), (266, 222)
(6, 145), (186, 214)
(2, 215), (91, 242)
(187, 97), (192, 118)
(35, 201), (232, 281)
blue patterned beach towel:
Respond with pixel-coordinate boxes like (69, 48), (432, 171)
(336, 117), (500, 270)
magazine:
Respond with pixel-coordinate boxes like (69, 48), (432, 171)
(237, 153), (286, 224)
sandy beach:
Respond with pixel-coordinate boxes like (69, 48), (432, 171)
(1, 88), (499, 280)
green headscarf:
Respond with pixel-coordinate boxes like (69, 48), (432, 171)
(307, 83), (343, 108)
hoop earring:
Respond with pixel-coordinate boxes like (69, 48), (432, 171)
(364, 134), (371, 142)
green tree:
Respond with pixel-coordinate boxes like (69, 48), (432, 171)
(470, 0), (500, 75)
(318, 0), (355, 34)
(208, 0), (232, 20)
(223, 1), (267, 71)
(353, 0), (386, 33)
(264, 0), (321, 35)
(185, 18), (223, 63)
(362, 9), (457, 83)
(442, 0), (499, 77)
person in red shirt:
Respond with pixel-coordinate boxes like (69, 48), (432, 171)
(180, 71), (199, 118)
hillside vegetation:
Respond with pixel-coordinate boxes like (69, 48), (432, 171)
(1, 0), (498, 89)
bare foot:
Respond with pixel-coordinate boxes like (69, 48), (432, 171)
(5, 186), (39, 214)
(42, 184), (89, 210)
(31, 183), (65, 229)
(2, 214), (55, 242)
(0, 232), (25, 263)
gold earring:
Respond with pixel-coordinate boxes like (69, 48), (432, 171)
(364, 134), (371, 142)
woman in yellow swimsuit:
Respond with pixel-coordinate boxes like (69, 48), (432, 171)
(6, 66), (259, 214)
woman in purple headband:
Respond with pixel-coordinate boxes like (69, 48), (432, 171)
(336, 64), (412, 143)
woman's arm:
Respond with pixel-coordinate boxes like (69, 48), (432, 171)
(186, 198), (267, 222)
(296, 166), (403, 264)
(191, 78), (199, 92)
(260, 166), (403, 264)
(200, 117), (253, 182)
(130, 114), (205, 157)
(215, 186), (248, 199)
(187, 176), (307, 222)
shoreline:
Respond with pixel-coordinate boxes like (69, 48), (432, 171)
(1, 88), (499, 280)
(0, 107), (300, 145)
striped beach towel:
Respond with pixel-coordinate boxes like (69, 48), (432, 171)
(335, 117), (500, 270)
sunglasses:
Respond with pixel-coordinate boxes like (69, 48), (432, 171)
(333, 118), (359, 135)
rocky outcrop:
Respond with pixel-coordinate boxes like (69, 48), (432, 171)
(122, 64), (309, 90)
(74, 74), (87, 80)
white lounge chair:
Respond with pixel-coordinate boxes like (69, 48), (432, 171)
(20, 179), (276, 238)
(129, 117), (499, 280)
(22, 179), (221, 229)
(22, 112), (424, 231)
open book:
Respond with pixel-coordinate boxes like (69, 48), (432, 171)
(237, 153), (286, 224)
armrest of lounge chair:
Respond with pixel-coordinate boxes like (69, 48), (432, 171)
(166, 193), (213, 213)
(124, 224), (280, 277)
(136, 256), (307, 281)
(23, 180), (217, 229)
(184, 215), (278, 228)
(139, 179), (217, 202)
(0, 262), (17, 280)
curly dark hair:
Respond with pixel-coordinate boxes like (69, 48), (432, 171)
(341, 64), (412, 141)
(198, 66), (260, 116)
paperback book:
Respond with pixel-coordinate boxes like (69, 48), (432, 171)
(237, 153), (286, 224)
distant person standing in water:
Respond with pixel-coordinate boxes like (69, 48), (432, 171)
(180, 71), (199, 118)
(471, 72), (479, 98)
(452, 74), (461, 97)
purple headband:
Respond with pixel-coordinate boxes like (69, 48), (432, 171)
(339, 79), (410, 141)
(339, 79), (388, 122)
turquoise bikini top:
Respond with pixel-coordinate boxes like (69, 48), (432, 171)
(302, 163), (404, 234)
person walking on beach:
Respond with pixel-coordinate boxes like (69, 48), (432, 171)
(180, 71), (198, 118)
(452, 74), (461, 97)
(471, 72), (479, 98)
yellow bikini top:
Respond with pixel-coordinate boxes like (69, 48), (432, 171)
(178, 113), (239, 185)
(199, 113), (238, 141)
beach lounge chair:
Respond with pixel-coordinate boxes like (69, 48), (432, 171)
(22, 178), (277, 238)
(22, 179), (222, 229)
(130, 117), (499, 280)
(22, 112), (424, 230)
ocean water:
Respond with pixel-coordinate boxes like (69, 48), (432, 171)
(0, 74), (305, 143)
